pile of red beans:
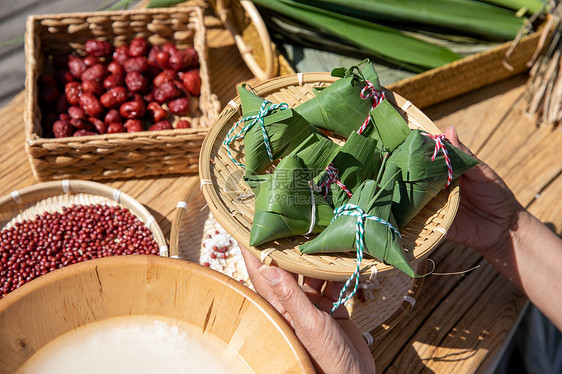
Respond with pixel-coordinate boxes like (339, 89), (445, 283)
(38, 37), (201, 138)
(0, 204), (159, 298)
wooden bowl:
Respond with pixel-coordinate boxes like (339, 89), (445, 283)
(199, 72), (459, 281)
(0, 255), (314, 373)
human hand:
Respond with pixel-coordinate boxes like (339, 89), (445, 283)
(444, 126), (524, 253)
(240, 247), (376, 374)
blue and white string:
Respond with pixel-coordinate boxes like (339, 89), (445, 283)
(330, 204), (401, 313)
(223, 100), (289, 167)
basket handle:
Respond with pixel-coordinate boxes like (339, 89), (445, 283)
(216, 0), (275, 80)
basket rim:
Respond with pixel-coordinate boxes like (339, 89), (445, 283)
(199, 72), (459, 281)
(25, 6), (203, 21)
(0, 180), (168, 256)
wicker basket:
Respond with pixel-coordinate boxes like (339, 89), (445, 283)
(0, 180), (167, 256)
(170, 177), (426, 339)
(24, 7), (221, 182)
(199, 73), (459, 281)
(387, 16), (555, 109)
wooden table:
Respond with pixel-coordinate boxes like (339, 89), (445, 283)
(1, 6), (561, 374)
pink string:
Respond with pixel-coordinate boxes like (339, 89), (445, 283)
(319, 163), (353, 198)
(421, 133), (453, 188)
(357, 80), (385, 135)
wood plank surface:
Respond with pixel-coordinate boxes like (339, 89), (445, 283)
(1, 3), (561, 374)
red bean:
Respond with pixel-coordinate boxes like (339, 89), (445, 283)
(70, 118), (94, 131)
(83, 56), (100, 67)
(82, 80), (103, 96)
(89, 117), (108, 134)
(104, 109), (122, 125)
(112, 45), (130, 65)
(81, 64), (108, 82)
(119, 96), (145, 119)
(52, 120), (73, 138)
(0, 204), (159, 298)
(153, 69), (176, 88)
(68, 106), (86, 119)
(180, 69), (201, 96)
(68, 56), (87, 79)
(107, 122), (126, 133)
(73, 129), (97, 137)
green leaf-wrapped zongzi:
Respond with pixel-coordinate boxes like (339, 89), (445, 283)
(249, 134), (340, 246)
(294, 60), (384, 138)
(300, 167), (414, 278)
(224, 84), (322, 176)
(389, 129), (479, 229)
(318, 131), (381, 208)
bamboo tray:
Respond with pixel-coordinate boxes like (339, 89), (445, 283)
(0, 180), (168, 256)
(199, 73), (459, 281)
(170, 177), (426, 340)
(24, 7), (221, 181)
(0, 255), (315, 373)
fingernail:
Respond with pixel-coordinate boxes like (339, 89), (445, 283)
(259, 265), (281, 285)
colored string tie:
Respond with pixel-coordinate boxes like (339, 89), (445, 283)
(318, 163), (353, 198)
(421, 132), (453, 188)
(357, 80), (385, 135)
(329, 204), (401, 314)
(223, 100), (289, 167)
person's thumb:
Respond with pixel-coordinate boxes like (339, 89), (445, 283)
(259, 265), (319, 329)
(444, 125), (476, 158)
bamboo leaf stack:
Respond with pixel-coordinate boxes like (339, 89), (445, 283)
(251, 0), (548, 72)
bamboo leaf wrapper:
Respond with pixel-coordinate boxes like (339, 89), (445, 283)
(249, 134), (340, 246)
(227, 85), (322, 177)
(300, 170), (415, 277)
(389, 130), (479, 229)
(295, 61), (383, 137)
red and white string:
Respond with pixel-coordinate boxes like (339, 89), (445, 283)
(357, 80), (385, 135)
(421, 132), (453, 188)
(318, 163), (353, 198)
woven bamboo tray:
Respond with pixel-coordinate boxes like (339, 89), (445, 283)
(199, 72), (459, 281)
(24, 7), (221, 182)
(0, 180), (168, 256)
(170, 177), (426, 340)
